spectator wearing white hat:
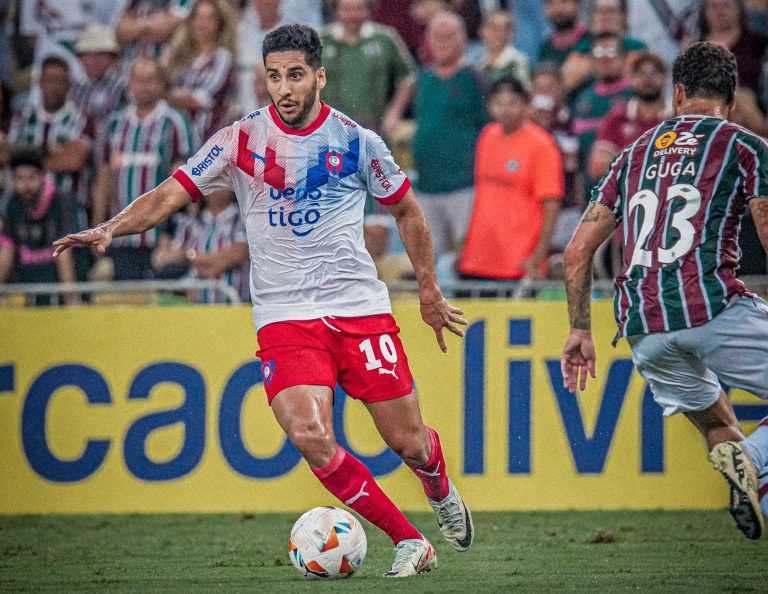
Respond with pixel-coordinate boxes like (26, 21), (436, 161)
(71, 24), (127, 121)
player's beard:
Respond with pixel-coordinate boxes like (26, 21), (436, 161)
(274, 79), (318, 129)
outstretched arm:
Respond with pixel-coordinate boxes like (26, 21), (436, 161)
(387, 189), (467, 352)
(53, 176), (192, 257)
(561, 203), (617, 392)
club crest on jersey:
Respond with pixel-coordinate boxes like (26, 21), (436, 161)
(326, 151), (343, 174)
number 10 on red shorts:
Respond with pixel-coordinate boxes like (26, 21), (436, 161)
(256, 314), (415, 404)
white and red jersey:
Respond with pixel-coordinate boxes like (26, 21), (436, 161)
(173, 102), (411, 330)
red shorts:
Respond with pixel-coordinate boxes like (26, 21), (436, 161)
(256, 313), (415, 405)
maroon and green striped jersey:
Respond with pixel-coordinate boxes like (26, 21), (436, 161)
(591, 114), (768, 338)
(8, 101), (93, 231)
(97, 100), (194, 248)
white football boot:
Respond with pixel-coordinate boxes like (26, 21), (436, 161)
(709, 441), (764, 540)
(383, 536), (437, 577)
(428, 479), (475, 551)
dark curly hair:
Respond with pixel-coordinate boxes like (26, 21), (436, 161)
(672, 42), (737, 104)
(262, 24), (322, 69)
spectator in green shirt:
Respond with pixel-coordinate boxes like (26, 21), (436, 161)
(321, 0), (415, 132)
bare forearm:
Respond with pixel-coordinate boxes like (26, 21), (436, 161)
(563, 205), (604, 331)
(193, 242), (248, 277)
(55, 249), (78, 304)
(55, 250), (76, 283)
(143, 13), (183, 43)
(0, 246), (13, 282)
(564, 243), (593, 331)
(116, 16), (147, 45)
(392, 195), (441, 302)
(45, 140), (91, 173)
(99, 178), (189, 239)
(562, 54), (590, 93)
(563, 202), (617, 330)
(91, 166), (112, 226)
(532, 200), (561, 260)
(168, 90), (203, 112)
(383, 77), (416, 128)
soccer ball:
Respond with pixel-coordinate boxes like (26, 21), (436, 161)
(288, 506), (367, 580)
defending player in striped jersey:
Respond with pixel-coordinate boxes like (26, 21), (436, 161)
(561, 42), (768, 539)
(53, 24), (473, 576)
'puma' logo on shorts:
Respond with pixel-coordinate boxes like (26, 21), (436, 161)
(378, 365), (398, 379)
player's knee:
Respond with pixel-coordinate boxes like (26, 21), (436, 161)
(390, 429), (430, 466)
(287, 422), (336, 465)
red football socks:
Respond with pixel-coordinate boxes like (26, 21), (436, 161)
(311, 446), (421, 544)
(407, 425), (450, 501)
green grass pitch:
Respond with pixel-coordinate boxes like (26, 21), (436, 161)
(1, 511), (765, 592)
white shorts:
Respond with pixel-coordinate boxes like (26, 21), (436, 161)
(628, 296), (768, 416)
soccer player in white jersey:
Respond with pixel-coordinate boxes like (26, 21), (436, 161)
(54, 24), (473, 576)
(561, 43), (768, 539)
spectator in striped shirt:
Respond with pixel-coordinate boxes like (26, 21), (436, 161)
(8, 56), (94, 234)
(92, 57), (194, 280)
(152, 191), (249, 303)
(164, 0), (237, 141)
(562, 42), (768, 541)
(71, 24), (128, 122)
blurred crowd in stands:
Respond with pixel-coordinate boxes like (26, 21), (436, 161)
(1, 0), (767, 305)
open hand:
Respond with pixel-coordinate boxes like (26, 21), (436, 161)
(53, 227), (113, 257)
(420, 297), (468, 353)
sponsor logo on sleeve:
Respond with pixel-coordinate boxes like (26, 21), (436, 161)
(191, 145), (224, 176)
(332, 112), (357, 127)
(370, 159), (393, 191)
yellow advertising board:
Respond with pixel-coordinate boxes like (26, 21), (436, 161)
(1, 301), (763, 514)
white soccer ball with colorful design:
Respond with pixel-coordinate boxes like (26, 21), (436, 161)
(288, 507), (367, 579)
